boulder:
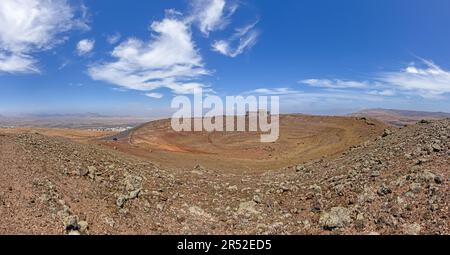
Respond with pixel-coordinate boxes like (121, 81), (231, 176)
(382, 129), (392, 137)
(87, 166), (97, 179)
(78, 221), (89, 234)
(295, 165), (306, 172)
(403, 223), (422, 235)
(319, 207), (352, 230)
(116, 195), (128, 208)
(238, 201), (260, 215)
(377, 184), (392, 196)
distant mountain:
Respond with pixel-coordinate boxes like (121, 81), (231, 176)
(26, 112), (109, 118)
(351, 108), (450, 127)
(0, 114), (8, 121)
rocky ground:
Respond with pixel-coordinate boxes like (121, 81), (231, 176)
(0, 119), (448, 235)
(102, 115), (386, 172)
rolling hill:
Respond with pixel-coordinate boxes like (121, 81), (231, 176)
(351, 109), (450, 127)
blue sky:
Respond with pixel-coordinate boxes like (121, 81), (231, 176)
(0, 0), (450, 116)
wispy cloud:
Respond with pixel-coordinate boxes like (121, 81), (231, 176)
(300, 59), (450, 99)
(212, 20), (259, 57)
(249, 87), (300, 95)
(246, 87), (389, 104)
(189, 0), (259, 57)
(106, 32), (121, 45)
(379, 59), (450, 98)
(0, 53), (37, 73)
(281, 91), (388, 102)
(145, 92), (164, 99)
(277, 91), (398, 115)
(88, 17), (209, 95)
(0, 0), (89, 73)
(242, 87), (394, 115)
(190, 0), (237, 36)
(77, 39), (95, 55)
(367, 89), (396, 96)
(299, 79), (373, 89)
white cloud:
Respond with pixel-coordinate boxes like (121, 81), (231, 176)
(0, 52), (38, 73)
(88, 18), (209, 95)
(190, 0), (259, 57)
(0, 0), (89, 73)
(107, 32), (121, 45)
(367, 89), (396, 96)
(379, 59), (450, 97)
(77, 39), (95, 55)
(165, 9), (184, 18)
(246, 87), (390, 107)
(250, 87), (300, 95)
(299, 59), (450, 99)
(212, 21), (259, 57)
(145, 92), (164, 99)
(299, 79), (372, 89)
(88, 1), (259, 93)
(281, 91), (387, 102)
(190, 0), (236, 35)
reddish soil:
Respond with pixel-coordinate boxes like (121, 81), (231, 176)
(0, 117), (447, 235)
(99, 115), (387, 172)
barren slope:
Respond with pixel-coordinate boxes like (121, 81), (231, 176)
(0, 119), (448, 235)
(101, 115), (387, 172)
(351, 109), (450, 127)
(0, 127), (114, 142)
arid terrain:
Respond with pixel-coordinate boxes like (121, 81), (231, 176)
(0, 114), (448, 235)
(0, 127), (114, 142)
(99, 115), (386, 172)
(0, 114), (149, 130)
(351, 109), (450, 127)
